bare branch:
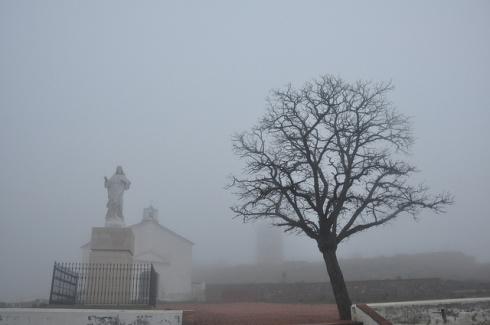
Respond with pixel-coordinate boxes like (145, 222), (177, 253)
(229, 75), (453, 251)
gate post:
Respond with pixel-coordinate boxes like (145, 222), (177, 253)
(48, 262), (57, 305)
(149, 264), (159, 306)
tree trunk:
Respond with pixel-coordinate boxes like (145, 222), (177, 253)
(322, 249), (352, 320)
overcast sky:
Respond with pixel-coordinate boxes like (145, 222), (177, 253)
(1, 0), (489, 301)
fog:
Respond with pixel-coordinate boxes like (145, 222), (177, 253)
(1, 0), (489, 301)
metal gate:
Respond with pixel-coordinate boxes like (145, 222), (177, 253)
(49, 262), (79, 304)
(49, 262), (159, 306)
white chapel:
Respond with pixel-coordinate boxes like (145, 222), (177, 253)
(82, 206), (193, 301)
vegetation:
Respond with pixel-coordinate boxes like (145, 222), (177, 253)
(230, 75), (453, 319)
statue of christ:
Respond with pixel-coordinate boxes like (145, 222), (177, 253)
(104, 166), (131, 227)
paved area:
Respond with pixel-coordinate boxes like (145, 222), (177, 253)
(161, 303), (347, 325)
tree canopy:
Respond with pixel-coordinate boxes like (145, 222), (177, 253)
(231, 76), (452, 251)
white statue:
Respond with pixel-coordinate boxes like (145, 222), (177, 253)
(104, 166), (131, 227)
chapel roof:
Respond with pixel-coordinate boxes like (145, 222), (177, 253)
(130, 218), (194, 245)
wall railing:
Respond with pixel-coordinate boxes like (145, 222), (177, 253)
(49, 262), (158, 306)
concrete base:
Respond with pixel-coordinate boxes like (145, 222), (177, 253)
(86, 227), (136, 304)
(0, 308), (183, 325)
(89, 227), (134, 264)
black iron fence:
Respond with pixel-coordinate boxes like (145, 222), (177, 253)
(49, 262), (158, 306)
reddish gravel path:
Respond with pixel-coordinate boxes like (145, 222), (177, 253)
(161, 303), (347, 325)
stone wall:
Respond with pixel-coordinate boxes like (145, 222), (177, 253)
(205, 278), (490, 303)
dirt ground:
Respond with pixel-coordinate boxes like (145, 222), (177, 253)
(161, 303), (349, 325)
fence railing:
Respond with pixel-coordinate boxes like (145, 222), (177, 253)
(49, 262), (159, 306)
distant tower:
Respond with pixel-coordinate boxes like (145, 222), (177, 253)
(256, 223), (283, 265)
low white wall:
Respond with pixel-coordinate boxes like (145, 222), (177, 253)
(351, 305), (384, 325)
(0, 308), (183, 325)
(369, 297), (490, 325)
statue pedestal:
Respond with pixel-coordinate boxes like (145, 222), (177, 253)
(105, 217), (126, 228)
(88, 227), (135, 304)
(89, 227), (134, 264)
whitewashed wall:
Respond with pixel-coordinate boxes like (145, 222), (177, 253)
(370, 297), (490, 325)
(351, 305), (385, 325)
(132, 220), (192, 301)
(0, 308), (183, 325)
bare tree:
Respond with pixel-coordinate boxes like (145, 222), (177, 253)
(229, 75), (453, 320)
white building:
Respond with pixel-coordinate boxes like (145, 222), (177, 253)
(82, 206), (193, 301)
